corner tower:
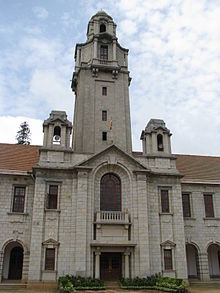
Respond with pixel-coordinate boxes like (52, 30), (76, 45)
(71, 11), (132, 154)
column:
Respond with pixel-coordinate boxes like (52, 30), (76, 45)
(199, 252), (210, 281)
(113, 39), (116, 60)
(95, 249), (101, 279)
(94, 38), (98, 59)
(124, 250), (130, 278)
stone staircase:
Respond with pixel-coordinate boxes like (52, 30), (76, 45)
(0, 280), (27, 290)
(105, 280), (120, 289)
(189, 279), (220, 288)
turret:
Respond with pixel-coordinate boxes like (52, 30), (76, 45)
(43, 111), (72, 148)
(141, 119), (172, 156)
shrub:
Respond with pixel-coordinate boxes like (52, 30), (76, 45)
(58, 275), (105, 291)
(120, 275), (187, 292)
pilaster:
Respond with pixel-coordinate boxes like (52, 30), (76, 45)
(75, 170), (89, 276)
(136, 173), (150, 276)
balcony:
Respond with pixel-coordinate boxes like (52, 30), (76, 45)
(95, 211), (130, 227)
(91, 58), (119, 68)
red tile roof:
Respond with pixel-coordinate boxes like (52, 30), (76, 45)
(0, 144), (220, 183)
(0, 143), (39, 172)
(175, 154), (220, 183)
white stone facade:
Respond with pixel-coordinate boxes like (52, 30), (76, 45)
(0, 11), (219, 284)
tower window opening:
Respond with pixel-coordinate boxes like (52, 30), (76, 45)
(102, 110), (107, 121)
(100, 45), (108, 60)
(53, 126), (61, 144)
(102, 131), (107, 141)
(102, 87), (107, 96)
(100, 23), (106, 33)
(157, 134), (164, 151)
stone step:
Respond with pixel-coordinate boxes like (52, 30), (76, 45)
(105, 280), (120, 289)
(190, 280), (220, 288)
(0, 282), (27, 290)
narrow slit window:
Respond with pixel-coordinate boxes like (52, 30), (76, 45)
(157, 134), (164, 151)
(47, 185), (58, 209)
(102, 110), (107, 121)
(204, 194), (214, 218)
(102, 131), (107, 141)
(102, 87), (107, 96)
(161, 189), (169, 213)
(182, 193), (191, 217)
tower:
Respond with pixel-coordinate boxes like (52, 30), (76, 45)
(71, 11), (132, 154)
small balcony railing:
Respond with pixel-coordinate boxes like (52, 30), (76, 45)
(91, 58), (119, 68)
(96, 210), (130, 224)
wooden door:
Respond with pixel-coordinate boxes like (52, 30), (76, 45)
(8, 247), (23, 280)
(100, 253), (122, 280)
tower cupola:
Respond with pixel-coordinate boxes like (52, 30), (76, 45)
(87, 10), (116, 41)
(43, 111), (72, 148)
(141, 119), (172, 156)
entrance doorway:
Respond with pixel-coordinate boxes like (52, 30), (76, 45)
(8, 246), (23, 280)
(100, 253), (122, 280)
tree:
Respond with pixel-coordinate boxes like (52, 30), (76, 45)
(16, 121), (31, 145)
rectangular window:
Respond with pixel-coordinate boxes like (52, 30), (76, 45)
(47, 185), (58, 209)
(45, 248), (55, 270)
(204, 194), (214, 218)
(161, 189), (169, 213)
(102, 87), (107, 96)
(182, 193), (191, 217)
(13, 186), (25, 213)
(102, 131), (107, 141)
(102, 110), (107, 121)
(164, 249), (173, 270)
(100, 45), (108, 60)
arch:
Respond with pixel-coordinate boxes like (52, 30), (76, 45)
(53, 126), (61, 144)
(100, 173), (121, 211)
(207, 243), (220, 278)
(93, 162), (132, 213)
(186, 243), (200, 279)
(100, 23), (106, 33)
(157, 134), (164, 151)
(2, 240), (24, 280)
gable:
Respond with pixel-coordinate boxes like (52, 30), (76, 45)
(77, 144), (149, 171)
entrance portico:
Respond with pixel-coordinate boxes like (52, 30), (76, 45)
(92, 244), (135, 280)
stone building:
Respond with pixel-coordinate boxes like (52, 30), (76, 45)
(0, 11), (220, 285)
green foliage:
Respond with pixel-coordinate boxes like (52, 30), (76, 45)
(156, 276), (187, 291)
(120, 275), (187, 293)
(58, 275), (105, 291)
(16, 121), (31, 145)
(59, 277), (76, 293)
(120, 274), (159, 287)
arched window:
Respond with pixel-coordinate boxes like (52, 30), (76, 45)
(157, 134), (164, 151)
(100, 23), (106, 33)
(100, 173), (121, 211)
(53, 126), (61, 144)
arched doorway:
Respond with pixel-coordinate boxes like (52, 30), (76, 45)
(2, 242), (24, 280)
(100, 173), (121, 211)
(186, 244), (200, 279)
(208, 244), (220, 278)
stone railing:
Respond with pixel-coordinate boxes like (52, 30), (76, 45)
(96, 210), (129, 224)
(91, 58), (119, 68)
